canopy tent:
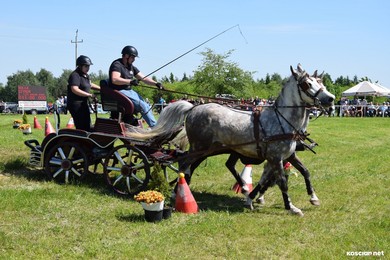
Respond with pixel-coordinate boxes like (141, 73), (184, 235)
(342, 81), (390, 97)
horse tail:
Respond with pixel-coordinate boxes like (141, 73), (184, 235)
(125, 100), (194, 141)
(169, 127), (188, 150)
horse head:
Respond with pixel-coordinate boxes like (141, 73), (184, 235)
(290, 64), (335, 107)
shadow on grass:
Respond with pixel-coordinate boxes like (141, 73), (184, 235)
(117, 213), (146, 223)
(0, 157), (47, 182)
(192, 191), (247, 213)
(3, 158), (264, 214)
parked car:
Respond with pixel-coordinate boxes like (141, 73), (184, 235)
(1, 102), (18, 113)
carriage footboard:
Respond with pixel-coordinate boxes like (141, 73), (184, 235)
(24, 139), (42, 167)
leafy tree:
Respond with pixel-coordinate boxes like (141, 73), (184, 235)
(89, 70), (108, 84)
(51, 69), (72, 101)
(192, 48), (254, 97)
(5, 70), (39, 102)
(360, 76), (371, 82)
(270, 73), (283, 85)
(181, 73), (189, 82)
(36, 69), (56, 100)
(169, 73), (176, 83)
(265, 73), (271, 85)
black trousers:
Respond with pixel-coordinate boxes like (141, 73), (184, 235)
(68, 100), (91, 131)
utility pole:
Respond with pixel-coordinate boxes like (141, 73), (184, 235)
(71, 29), (83, 67)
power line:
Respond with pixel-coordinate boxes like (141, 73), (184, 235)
(71, 29), (83, 67)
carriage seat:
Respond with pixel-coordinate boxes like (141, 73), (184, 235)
(99, 79), (135, 124)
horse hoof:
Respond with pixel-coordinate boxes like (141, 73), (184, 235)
(244, 203), (254, 210)
(256, 197), (265, 205)
(310, 199), (320, 206)
(288, 206), (304, 217)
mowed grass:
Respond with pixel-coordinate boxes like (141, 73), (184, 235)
(0, 113), (389, 259)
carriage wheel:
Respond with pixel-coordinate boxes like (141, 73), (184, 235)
(44, 142), (88, 184)
(103, 144), (151, 196)
(162, 161), (180, 186)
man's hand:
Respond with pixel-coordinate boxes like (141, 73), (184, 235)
(130, 79), (139, 86)
(155, 82), (165, 90)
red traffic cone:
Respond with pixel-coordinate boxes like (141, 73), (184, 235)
(232, 165), (253, 194)
(33, 116), (42, 129)
(45, 117), (55, 136)
(175, 173), (198, 214)
(66, 117), (75, 128)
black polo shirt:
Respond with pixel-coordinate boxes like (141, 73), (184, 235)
(108, 58), (140, 90)
(67, 68), (91, 102)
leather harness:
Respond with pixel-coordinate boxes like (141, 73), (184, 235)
(252, 108), (306, 158)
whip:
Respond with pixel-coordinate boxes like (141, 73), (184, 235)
(143, 24), (247, 79)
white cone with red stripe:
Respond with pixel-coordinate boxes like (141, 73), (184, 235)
(66, 117), (75, 128)
(232, 165), (253, 194)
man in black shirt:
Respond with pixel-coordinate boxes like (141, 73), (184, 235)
(109, 45), (164, 127)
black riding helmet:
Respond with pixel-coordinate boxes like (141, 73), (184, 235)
(121, 45), (139, 57)
(76, 55), (93, 66)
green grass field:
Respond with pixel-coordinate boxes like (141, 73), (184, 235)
(0, 114), (389, 259)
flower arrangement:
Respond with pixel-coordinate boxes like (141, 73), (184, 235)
(13, 119), (23, 129)
(18, 124), (31, 130)
(283, 162), (298, 177)
(134, 190), (165, 204)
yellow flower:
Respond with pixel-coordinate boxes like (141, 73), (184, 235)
(134, 190), (165, 204)
(18, 124), (31, 130)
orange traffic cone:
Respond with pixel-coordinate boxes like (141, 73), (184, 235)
(232, 165), (253, 194)
(66, 117), (75, 128)
(45, 117), (55, 136)
(175, 173), (198, 214)
(33, 116), (42, 129)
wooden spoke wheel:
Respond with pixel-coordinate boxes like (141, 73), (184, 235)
(162, 161), (180, 186)
(103, 144), (151, 196)
(44, 142), (88, 184)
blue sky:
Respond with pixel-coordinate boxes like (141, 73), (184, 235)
(1, 0), (389, 88)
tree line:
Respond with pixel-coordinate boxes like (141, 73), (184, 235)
(0, 48), (375, 104)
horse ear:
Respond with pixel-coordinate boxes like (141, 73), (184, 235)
(312, 70), (318, 78)
(297, 63), (304, 73)
(290, 65), (299, 79)
(318, 71), (324, 79)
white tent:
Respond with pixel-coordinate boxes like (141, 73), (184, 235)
(342, 81), (390, 97)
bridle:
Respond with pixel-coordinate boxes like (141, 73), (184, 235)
(296, 75), (325, 108)
(252, 75), (326, 157)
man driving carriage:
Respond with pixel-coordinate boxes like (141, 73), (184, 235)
(108, 45), (165, 128)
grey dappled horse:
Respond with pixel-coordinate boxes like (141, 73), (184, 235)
(227, 107), (320, 207)
(126, 64), (335, 216)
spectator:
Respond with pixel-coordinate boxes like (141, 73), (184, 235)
(366, 102), (376, 117)
(377, 102), (388, 117)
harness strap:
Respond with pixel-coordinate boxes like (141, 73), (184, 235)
(252, 110), (262, 157)
(262, 133), (303, 143)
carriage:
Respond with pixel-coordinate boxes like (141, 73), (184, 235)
(24, 80), (185, 196)
(24, 65), (335, 216)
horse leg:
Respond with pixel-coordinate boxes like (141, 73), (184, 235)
(255, 173), (275, 205)
(274, 160), (304, 216)
(226, 153), (249, 195)
(245, 162), (273, 209)
(288, 153), (320, 206)
(173, 154), (204, 195)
